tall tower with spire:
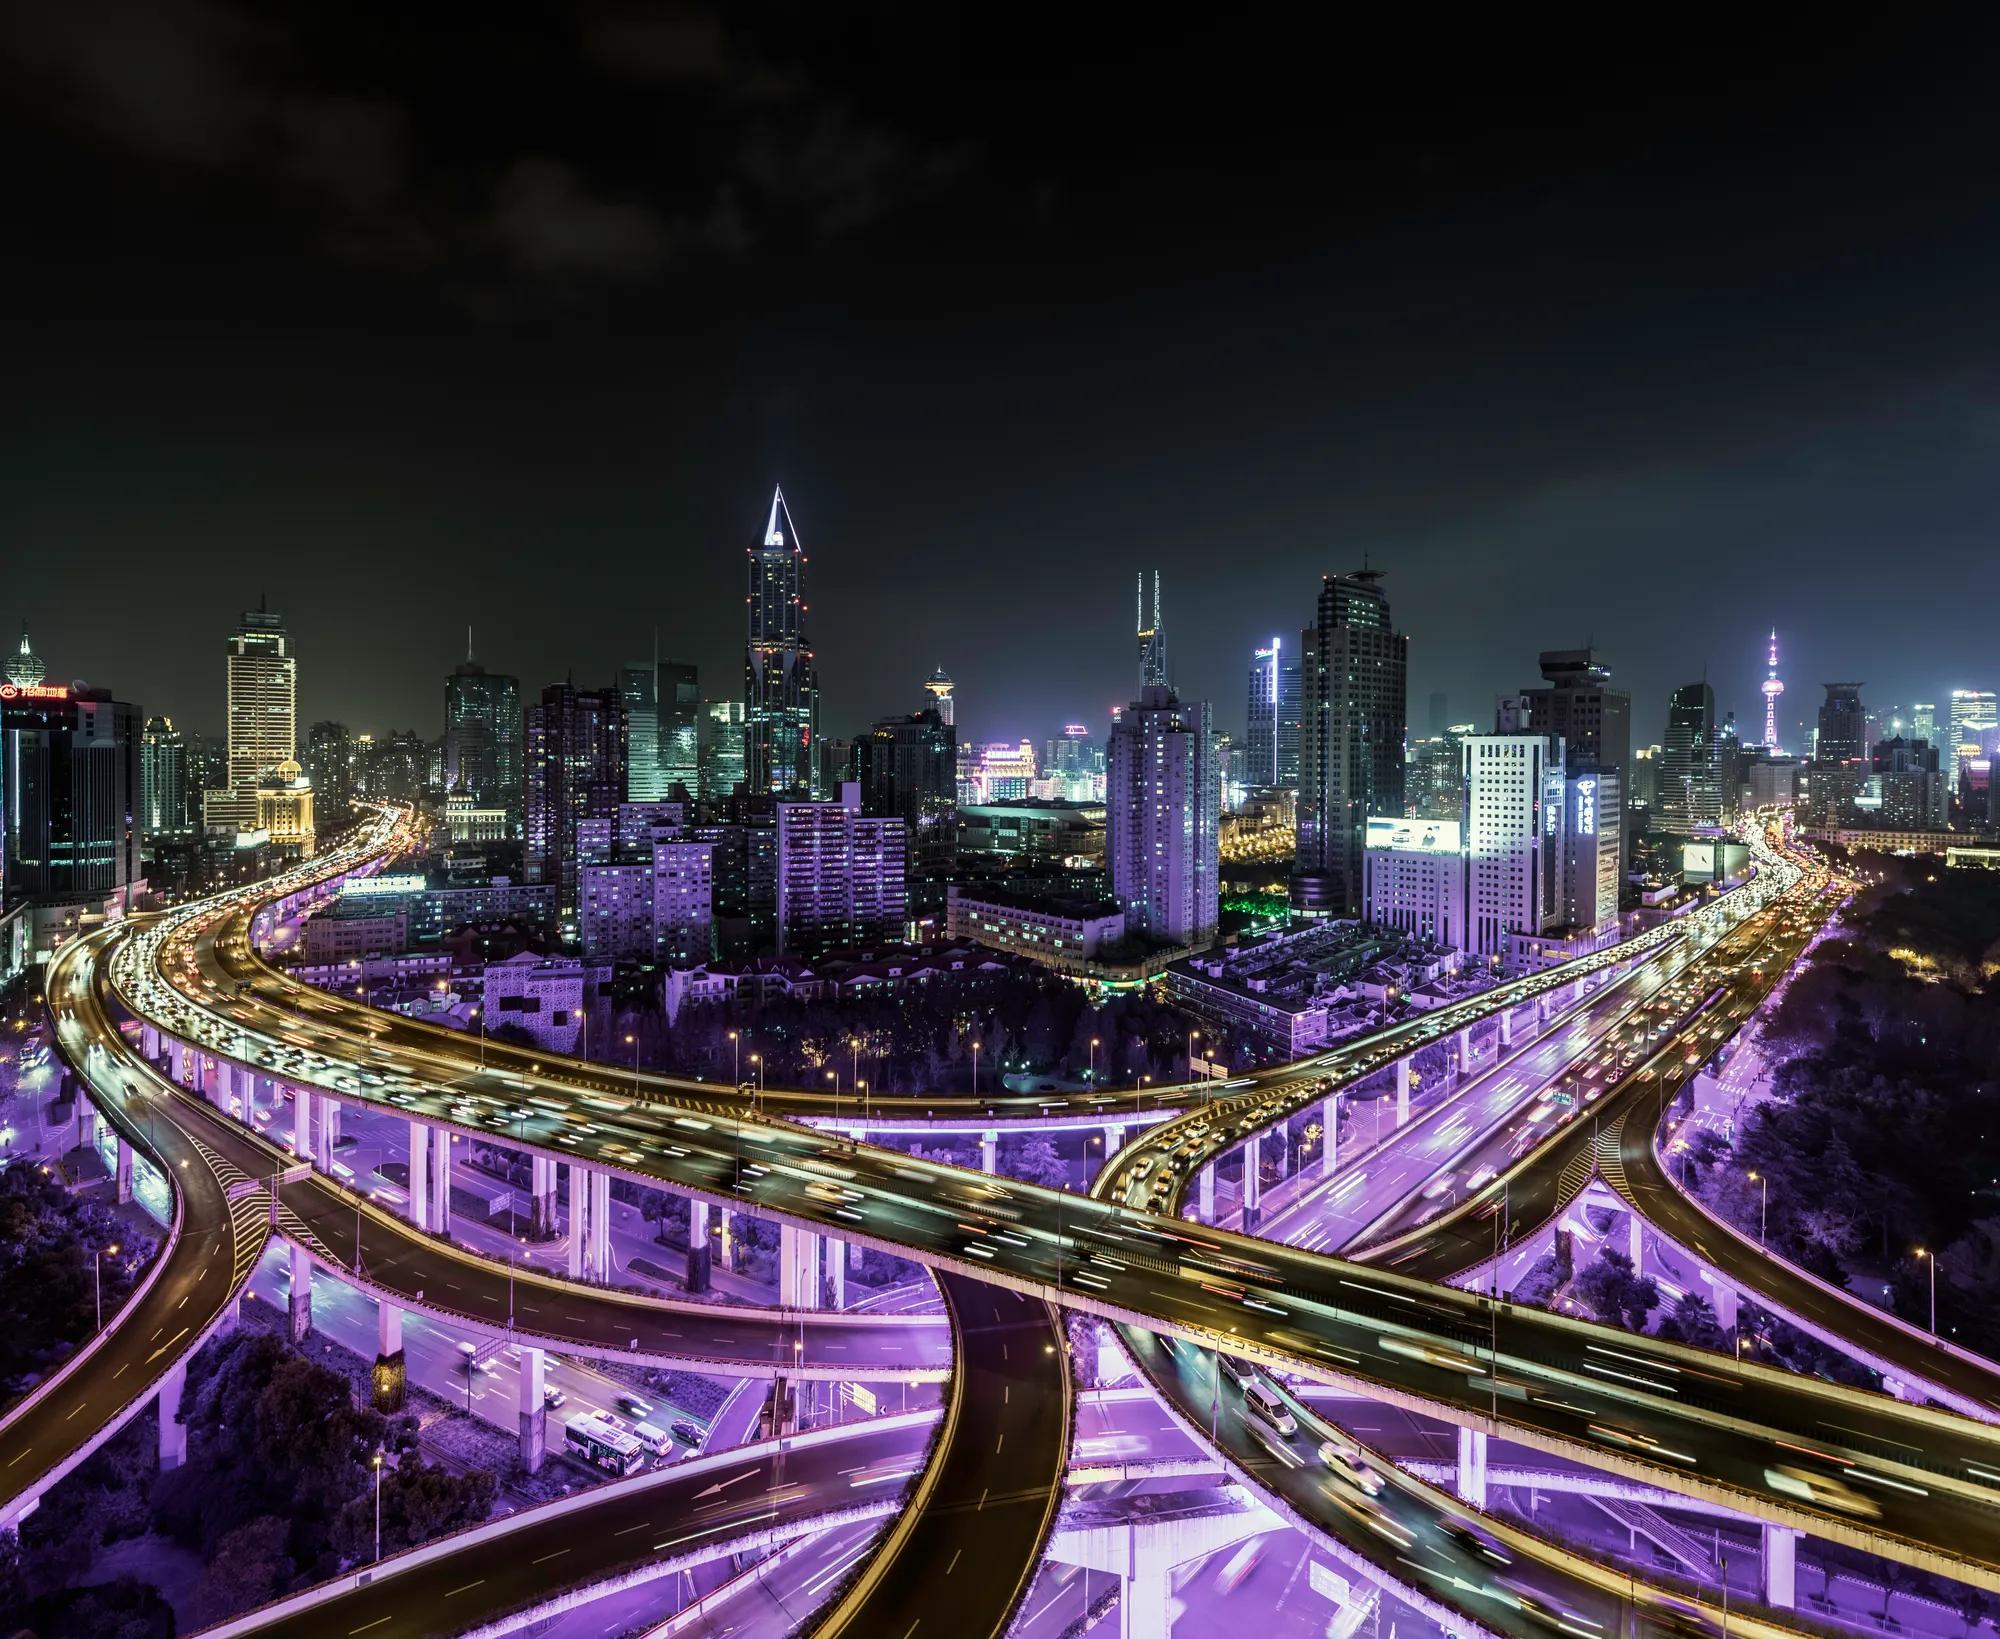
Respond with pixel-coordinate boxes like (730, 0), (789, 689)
(923, 665), (955, 727)
(1136, 571), (1167, 690)
(6, 621), (45, 689)
(1761, 628), (1785, 751)
(744, 486), (820, 795)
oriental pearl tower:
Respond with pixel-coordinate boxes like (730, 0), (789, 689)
(1761, 629), (1784, 751)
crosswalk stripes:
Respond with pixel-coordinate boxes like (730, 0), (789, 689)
(274, 1203), (339, 1269)
(1554, 1142), (1595, 1209)
(1596, 1114), (1632, 1199)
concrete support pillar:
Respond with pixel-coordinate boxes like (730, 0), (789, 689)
(293, 1085), (313, 1163)
(140, 1024), (159, 1060)
(1241, 1133), (1263, 1231)
(315, 1097), (339, 1173)
(373, 1302), (406, 1413)
(980, 1130), (999, 1175)
(157, 1361), (188, 1471)
(409, 1122), (431, 1231)
(1498, 1008), (1515, 1048)
(1538, 992), (1553, 1023)
(77, 1099), (96, 1154)
(1320, 1095), (1341, 1178)
(566, 1163), (588, 1279)
(115, 1136), (134, 1204)
(1395, 1058), (1411, 1125)
(1455, 1026), (1474, 1072)
(287, 1242), (313, 1343)
(1197, 1164), (1215, 1222)
(1628, 1211), (1644, 1268)
(1763, 1524), (1798, 1609)
(428, 1128), (453, 1235)
(518, 1346), (547, 1474)
(1710, 1279), (1739, 1331)
(1455, 1425), (1489, 1508)
(780, 1223), (822, 1310)
(686, 1198), (712, 1294)
(588, 1169), (612, 1281)
(827, 1238), (847, 1310)
(530, 1155), (559, 1238)
(1103, 1124), (1126, 1159)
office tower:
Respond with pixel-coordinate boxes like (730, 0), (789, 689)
(1295, 571), (1408, 914)
(620, 659), (664, 801)
(1912, 702), (1938, 746)
(1563, 767), (1621, 934)
(1408, 724), (1471, 823)
(1761, 630), (1785, 751)
(139, 716), (189, 839)
(924, 665), (955, 728)
(699, 699), (747, 801)
(204, 601), (296, 828)
(303, 721), (353, 827)
(1659, 683), (1720, 833)
(856, 708), (957, 864)
(1816, 683), (1866, 765)
(817, 735), (858, 797)
(444, 643), (522, 821)
(6, 622), (45, 688)
(1949, 689), (1998, 769)
(1137, 571), (1167, 690)
(2, 680), (142, 909)
(1427, 691), (1450, 740)
(1363, 817), (1466, 949)
(524, 682), (628, 928)
(1717, 711), (1744, 822)
(743, 486), (819, 795)
(775, 784), (907, 956)
(1863, 738), (1949, 830)
(1245, 637), (1303, 787)
(659, 661), (700, 796)
(1514, 646), (1633, 879)
(1106, 684), (1218, 946)
(1462, 733), (1567, 960)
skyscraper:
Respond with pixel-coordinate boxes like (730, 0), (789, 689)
(744, 486), (819, 795)
(1106, 684), (1218, 946)
(1462, 733), (1567, 960)
(1514, 647), (1633, 880)
(1761, 630), (1785, 751)
(1949, 689), (1998, 768)
(699, 699), (747, 801)
(1816, 683), (1866, 764)
(1294, 571), (1408, 914)
(924, 665), (955, 728)
(1136, 572), (1168, 690)
(304, 721), (354, 830)
(205, 601), (296, 828)
(1245, 637), (1302, 787)
(1659, 682), (1720, 833)
(524, 683), (628, 928)
(2, 680), (142, 910)
(1912, 702), (1938, 746)
(6, 623), (45, 689)
(443, 643), (522, 821)
(620, 660), (663, 800)
(139, 716), (189, 839)
(659, 660), (700, 796)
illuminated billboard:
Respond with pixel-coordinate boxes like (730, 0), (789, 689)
(1365, 817), (1462, 854)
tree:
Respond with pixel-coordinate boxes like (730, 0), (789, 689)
(1570, 1249), (1658, 1331)
(192, 1515), (293, 1624)
(1003, 1136), (1070, 1191)
(1951, 1588), (1998, 1638)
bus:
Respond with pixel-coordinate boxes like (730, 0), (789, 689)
(564, 1413), (646, 1475)
(1242, 1380), (1298, 1437)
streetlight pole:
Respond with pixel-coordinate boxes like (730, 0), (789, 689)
(971, 1040), (981, 1099)
(1749, 1171), (1767, 1245)
(1916, 1247), (1936, 1334)
(1188, 1031), (1203, 1103)
(730, 1031), (740, 1087)
(372, 1450), (383, 1563)
(1088, 1036), (1098, 1085)
(96, 1243), (118, 1330)
(626, 1033), (640, 1098)
(826, 1069), (839, 1123)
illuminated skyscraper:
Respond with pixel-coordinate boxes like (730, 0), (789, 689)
(924, 665), (955, 728)
(139, 716), (189, 839)
(1659, 682), (1719, 833)
(1295, 571), (1408, 914)
(1244, 637), (1302, 787)
(659, 661), (700, 795)
(1816, 683), (1866, 764)
(744, 486), (819, 795)
(1136, 571), (1167, 690)
(699, 699), (747, 801)
(1761, 630), (1785, 751)
(1949, 689), (1998, 768)
(444, 638), (521, 822)
(6, 622), (45, 689)
(1107, 684), (1217, 945)
(524, 682), (628, 928)
(620, 659), (663, 800)
(203, 601), (296, 830)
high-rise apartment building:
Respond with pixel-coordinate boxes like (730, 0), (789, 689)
(1816, 683), (1867, 765)
(524, 683), (627, 928)
(2, 681), (143, 910)
(1106, 683), (1218, 946)
(744, 486), (819, 795)
(303, 721), (354, 829)
(139, 716), (190, 839)
(1949, 689), (1998, 769)
(204, 602), (296, 829)
(1295, 571), (1408, 914)
(444, 647), (521, 822)
(1659, 683), (1720, 833)
(775, 784), (907, 955)
(1245, 637), (1302, 787)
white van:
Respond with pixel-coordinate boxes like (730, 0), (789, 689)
(633, 1421), (676, 1458)
(1242, 1380), (1298, 1438)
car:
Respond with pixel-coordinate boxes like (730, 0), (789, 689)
(1318, 1439), (1383, 1495)
(669, 1419), (705, 1448)
(542, 1385), (566, 1409)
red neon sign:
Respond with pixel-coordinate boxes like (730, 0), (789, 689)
(0, 683), (69, 701)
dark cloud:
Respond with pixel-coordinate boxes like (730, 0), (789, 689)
(489, 158), (676, 280)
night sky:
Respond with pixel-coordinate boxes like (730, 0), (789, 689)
(3, 6), (1996, 751)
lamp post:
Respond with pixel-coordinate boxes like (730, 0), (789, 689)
(372, 1450), (384, 1562)
(1749, 1170), (1767, 1245)
(1088, 1036), (1099, 1085)
(826, 1069), (839, 1122)
(1916, 1247), (1936, 1335)
(857, 1079), (869, 1120)
(849, 1036), (859, 1094)
(96, 1242), (119, 1331)
(971, 1040), (981, 1099)
(750, 1054), (764, 1111)
(471, 1006), (485, 1068)
(1188, 1030), (1203, 1102)
(625, 1033), (640, 1097)
(729, 1031), (740, 1087)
